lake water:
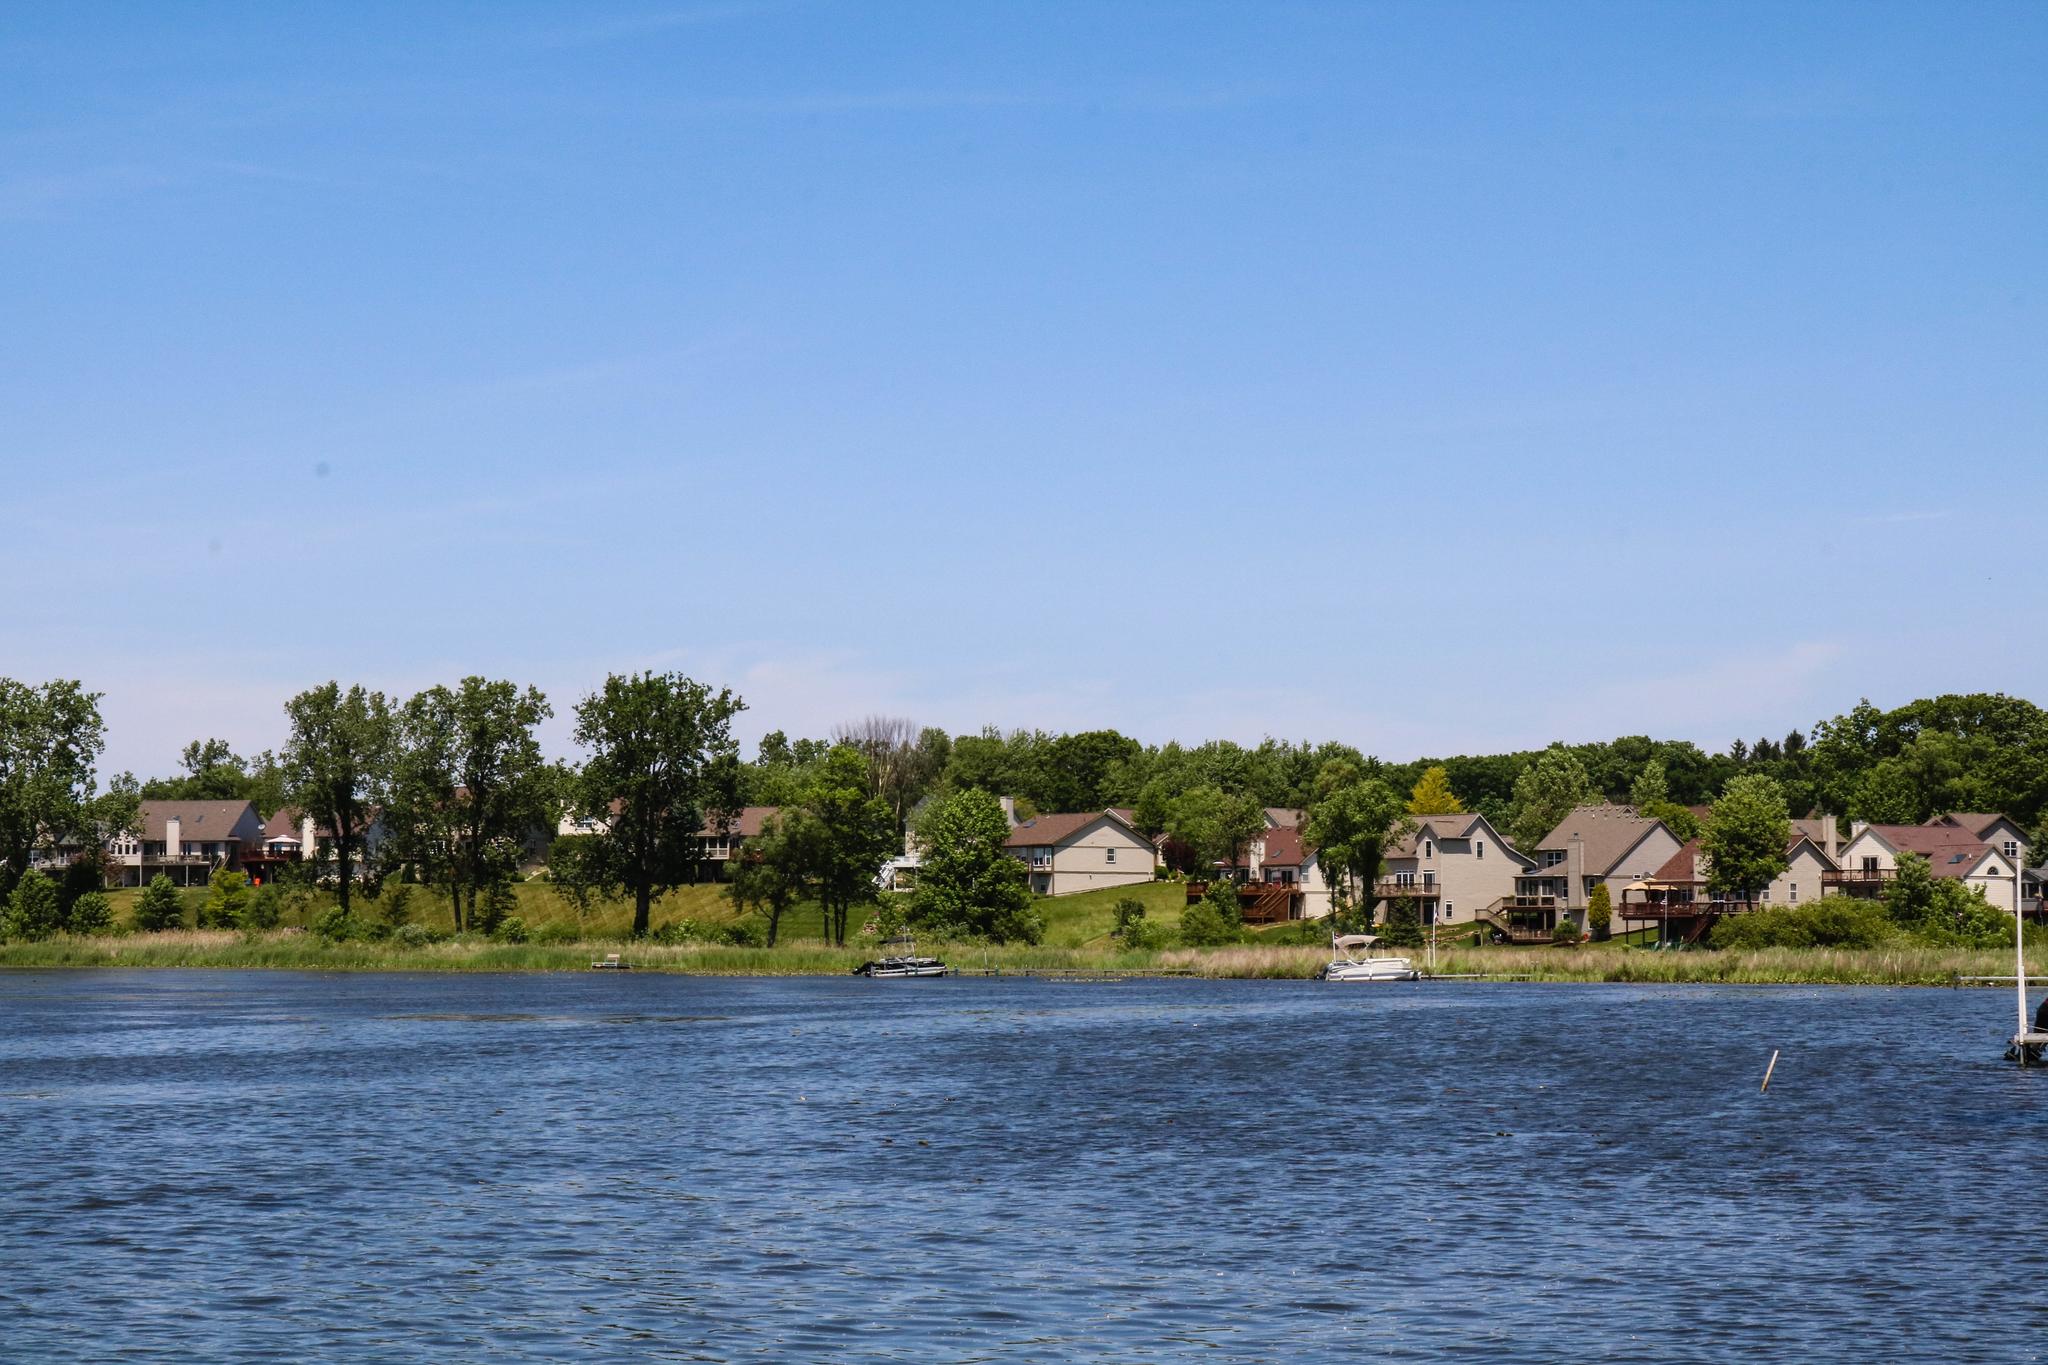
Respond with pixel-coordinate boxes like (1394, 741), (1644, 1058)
(1, 971), (2044, 1362)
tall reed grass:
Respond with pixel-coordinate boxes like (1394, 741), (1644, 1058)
(1, 931), (2039, 985)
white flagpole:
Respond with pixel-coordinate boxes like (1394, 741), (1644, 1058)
(2018, 855), (2029, 1045)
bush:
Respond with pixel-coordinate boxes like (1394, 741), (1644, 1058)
(65, 890), (114, 936)
(533, 920), (580, 945)
(5, 870), (63, 940)
(392, 922), (440, 948)
(1550, 919), (1581, 945)
(716, 917), (768, 948)
(134, 874), (184, 932)
(1178, 898), (1241, 948)
(199, 869), (253, 930)
(1378, 899), (1424, 948)
(492, 915), (531, 944)
(1709, 897), (1897, 950)
(58, 856), (107, 916)
(1110, 897), (1164, 949)
(243, 882), (286, 931)
(311, 906), (372, 943)
(1587, 884), (1613, 942)
(650, 920), (699, 945)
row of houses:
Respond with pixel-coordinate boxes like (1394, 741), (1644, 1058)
(991, 798), (2047, 939)
(34, 797), (2047, 934)
(31, 801), (348, 888)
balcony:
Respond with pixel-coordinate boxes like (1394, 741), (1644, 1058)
(1822, 868), (1897, 896)
(1372, 878), (1441, 900)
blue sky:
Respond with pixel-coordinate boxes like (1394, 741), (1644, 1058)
(4, 2), (2044, 779)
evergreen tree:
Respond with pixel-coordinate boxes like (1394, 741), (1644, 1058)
(133, 874), (183, 932)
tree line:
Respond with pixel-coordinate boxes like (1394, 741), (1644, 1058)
(5, 675), (2045, 943)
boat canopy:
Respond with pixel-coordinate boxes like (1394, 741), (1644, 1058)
(1333, 934), (1381, 950)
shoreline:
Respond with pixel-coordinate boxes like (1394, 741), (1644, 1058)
(0, 931), (2039, 987)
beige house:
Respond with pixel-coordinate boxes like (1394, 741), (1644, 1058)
(119, 800), (267, 887)
(1004, 808), (1157, 896)
(1829, 820), (2023, 913)
(1512, 805), (1683, 935)
(1241, 826), (1340, 920)
(1373, 812), (1535, 930)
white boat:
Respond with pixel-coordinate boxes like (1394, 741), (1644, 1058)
(1317, 933), (1418, 982)
(853, 934), (948, 979)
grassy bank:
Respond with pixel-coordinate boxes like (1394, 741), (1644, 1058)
(2, 928), (2041, 985)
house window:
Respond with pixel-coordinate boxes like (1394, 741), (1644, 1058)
(2005, 840), (2020, 860)
(1862, 856), (1878, 873)
(1476, 841), (1484, 859)
(1425, 841), (1434, 858)
(1789, 883), (1798, 903)
(1105, 847), (1116, 865)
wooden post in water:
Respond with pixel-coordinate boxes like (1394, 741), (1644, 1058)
(1760, 1050), (1779, 1093)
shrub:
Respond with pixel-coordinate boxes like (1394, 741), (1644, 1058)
(1550, 919), (1580, 945)
(57, 856), (107, 916)
(65, 890), (114, 936)
(392, 922), (439, 948)
(533, 920), (580, 945)
(1111, 897), (1166, 949)
(716, 917), (768, 948)
(1378, 899), (1424, 948)
(134, 874), (184, 932)
(243, 882), (285, 930)
(311, 906), (371, 943)
(650, 920), (698, 945)
(1709, 897), (1897, 950)
(1587, 884), (1613, 942)
(199, 869), (253, 930)
(1178, 898), (1241, 948)
(492, 916), (531, 944)
(5, 870), (63, 940)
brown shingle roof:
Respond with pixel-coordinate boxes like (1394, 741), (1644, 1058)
(1859, 823), (1997, 876)
(140, 800), (260, 843)
(701, 806), (780, 839)
(1536, 804), (1669, 875)
(1259, 827), (1306, 867)
(1925, 813), (2016, 839)
(1003, 809), (1135, 849)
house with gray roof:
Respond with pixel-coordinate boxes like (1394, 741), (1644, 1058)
(1373, 811), (1534, 932)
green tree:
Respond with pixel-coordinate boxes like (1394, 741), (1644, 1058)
(1702, 774), (1791, 906)
(1639, 799), (1702, 843)
(1304, 762), (1410, 921)
(1880, 852), (2008, 945)
(1508, 746), (1594, 853)
(0, 679), (127, 896)
(545, 834), (606, 929)
(1850, 758), (1922, 825)
(4, 869), (62, 940)
(1110, 897), (1157, 949)
(1586, 882), (1613, 942)
(1405, 765), (1464, 815)
(571, 671), (745, 938)
(281, 682), (397, 913)
(65, 890), (113, 935)
(134, 873), (184, 932)
(1165, 784), (1267, 873)
(909, 788), (1040, 943)
(388, 678), (555, 932)
(728, 810), (819, 947)
(800, 746), (899, 947)
(1629, 758), (1669, 811)
(199, 868), (253, 929)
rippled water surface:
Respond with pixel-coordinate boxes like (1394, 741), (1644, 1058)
(2, 971), (2045, 1361)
